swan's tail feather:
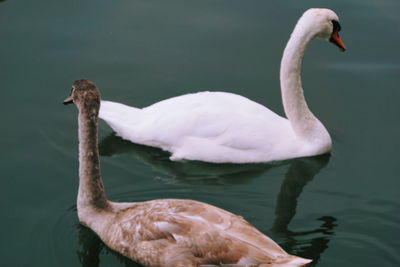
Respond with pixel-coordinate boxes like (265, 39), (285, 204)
(99, 100), (142, 139)
(99, 100), (140, 121)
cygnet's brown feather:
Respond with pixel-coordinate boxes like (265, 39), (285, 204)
(97, 199), (305, 266)
(66, 79), (312, 267)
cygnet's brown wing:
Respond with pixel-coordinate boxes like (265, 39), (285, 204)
(102, 199), (309, 267)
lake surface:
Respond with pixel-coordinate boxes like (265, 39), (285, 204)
(1, 0), (399, 266)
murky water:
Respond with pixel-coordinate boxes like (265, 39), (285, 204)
(1, 0), (399, 266)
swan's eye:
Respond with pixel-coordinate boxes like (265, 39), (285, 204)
(331, 20), (341, 32)
(329, 20), (346, 51)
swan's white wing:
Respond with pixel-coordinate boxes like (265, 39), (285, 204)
(100, 92), (296, 162)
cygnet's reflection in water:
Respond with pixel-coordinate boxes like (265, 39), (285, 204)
(75, 134), (336, 266)
(77, 224), (144, 267)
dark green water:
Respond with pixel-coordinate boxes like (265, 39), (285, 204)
(1, 0), (399, 266)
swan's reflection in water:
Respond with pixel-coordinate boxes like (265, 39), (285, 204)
(99, 134), (282, 184)
(279, 216), (337, 266)
(272, 155), (330, 232)
(269, 154), (336, 266)
(75, 134), (336, 266)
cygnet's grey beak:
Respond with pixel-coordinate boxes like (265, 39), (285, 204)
(63, 95), (73, 105)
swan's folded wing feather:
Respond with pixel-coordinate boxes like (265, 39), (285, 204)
(100, 92), (286, 148)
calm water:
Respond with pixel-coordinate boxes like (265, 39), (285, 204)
(1, 0), (399, 266)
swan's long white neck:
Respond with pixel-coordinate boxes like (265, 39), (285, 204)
(77, 101), (110, 222)
(280, 20), (329, 144)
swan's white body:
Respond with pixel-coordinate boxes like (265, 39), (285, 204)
(100, 8), (344, 163)
(101, 92), (324, 163)
(64, 79), (313, 266)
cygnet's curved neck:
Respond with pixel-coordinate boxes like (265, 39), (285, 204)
(280, 23), (321, 140)
(77, 101), (110, 219)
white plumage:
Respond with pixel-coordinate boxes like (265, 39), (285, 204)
(100, 92), (297, 163)
(100, 8), (346, 163)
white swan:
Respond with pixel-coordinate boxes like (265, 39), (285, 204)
(63, 79), (312, 267)
(99, 8), (346, 163)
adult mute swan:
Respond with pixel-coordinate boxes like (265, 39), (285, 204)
(63, 79), (312, 267)
(99, 8), (346, 163)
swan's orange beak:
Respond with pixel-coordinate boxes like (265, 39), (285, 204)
(329, 31), (346, 52)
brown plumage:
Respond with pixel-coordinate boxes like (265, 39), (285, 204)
(63, 79), (312, 267)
